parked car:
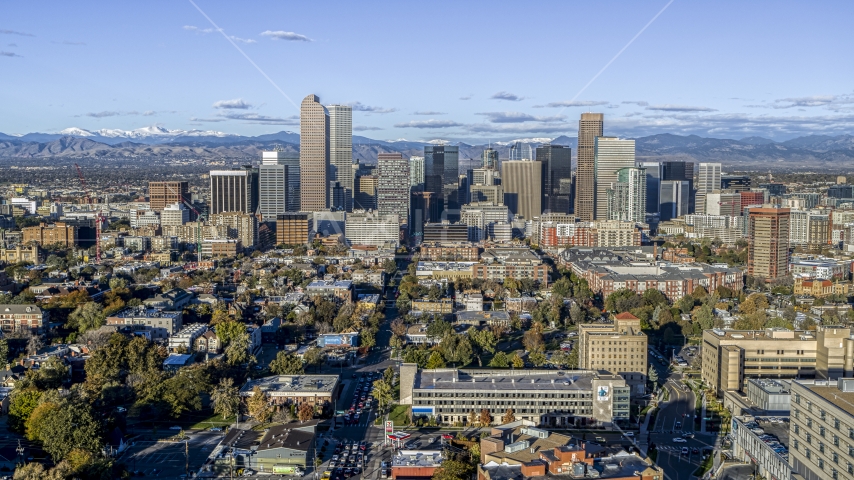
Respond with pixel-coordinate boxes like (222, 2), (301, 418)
(673, 438), (687, 443)
(681, 447), (689, 456)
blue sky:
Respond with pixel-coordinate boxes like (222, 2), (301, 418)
(2, 0), (853, 142)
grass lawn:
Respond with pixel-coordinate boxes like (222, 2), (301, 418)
(388, 404), (410, 426)
(190, 412), (235, 430)
(692, 452), (714, 477)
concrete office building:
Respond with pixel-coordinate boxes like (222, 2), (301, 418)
(594, 137), (635, 220)
(209, 168), (259, 215)
(160, 203), (189, 227)
(149, 181), (189, 212)
(399, 366), (631, 428)
(606, 166), (646, 223)
(461, 203), (511, 242)
(300, 94), (329, 212)
(746, 379), (792, 413)
(355, 175), (378, 210)
(749, 207), (791, 280)
(502, 160), (543, 220)
(410, 156), (425, 189)
(327, 105), (353, 211)
(695, 163), (722, 214)
(276, 213), (311, 246)
(346, 211), (400, 247)
(536, 144), (572, 214)
(470, 184), (504, 205)
(424, 145), (460, 222)
(377, 153), (410, 228)
(577, 312), (648, 395)
(259, 150), (300, 218)
(471, 167), (500, 187)
(705, 191), (742, 217)
(701, 326), (854, 397)
(575, 113), (604, 221)
(790, 379), (854, 480)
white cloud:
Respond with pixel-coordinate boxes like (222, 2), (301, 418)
(0, 51), (22, 57)
(183, 25), (215, 34)
(0, 29), (34, 37)
(645, 104), (717, 112)
(413, 111), (446, 115)
(394, 119), (464, 129)
(229, 36), (256, 44)
(213, 98), (253, 110)
(354, 125), (383, 131)
(476, 112), (566, 123)
(491, 91), (524, 102)
(260, 30), (311, 42)
(347, 102), (396, 114)
(535, 100), (609, 108)
(218, 112), (299, 125)
(622, 100), (649, 107)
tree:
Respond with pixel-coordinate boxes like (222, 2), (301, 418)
(372, 379), (393, 411)
(509, 353), (524, 368)
(440, 333), (473, 367)
(247, 386), (272, 422)
(8, 389), (41, 433)
(270, 351), (304, 375)
(468, 328), (497, 366)
(642, 289), (668, 308)
(303, 347), (325, 372)
(67, 302), (105, 333)
(211, 378), (240, 420)
(25, 402), (60, 441)
(37, 399), (103, 461)
(217, 319), (246, 347)
(529, 351), (546, 366)
(468, 410), (478, 426)
(605, 289), (642, 313)
(569, 303), (585, 325)
(298, 402), (315, 422)
(551, 277), (572, 299)
(488, 352), (509, 368)
(425, 351), (447, 369)
(0, 338), (8, 364)
(426, 319), (453, 340)
(384, 366), (395, 386)
(501, 408), (515, 424)
(648, 366), (659, 391)
(211, 309), (231, 325)
(739, 293), (769, 315)
(522, 328), (544, 353)
(225, 332), (253, 366)
(433, 460), (475, 480)
(26, 335), (43, 356)
(565, 347), (579, 369)
(383, 259), (398, 276)
(692, 304), (715, 330)
(675, 295), (695, 315)
(479, 408), (491, 427)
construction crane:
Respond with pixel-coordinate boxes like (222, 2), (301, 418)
(73, 163), (105, 263)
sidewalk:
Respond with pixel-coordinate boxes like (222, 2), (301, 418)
(700, 394), (708, 433)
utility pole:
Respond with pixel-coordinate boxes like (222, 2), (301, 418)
(185, 439), (189, 477)
(16, 439), (24, 465)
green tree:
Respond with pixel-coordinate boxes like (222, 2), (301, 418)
(648, 365), (659, 391)
(468, 328), (497, 366)
(37, 399), (103, 461)
(692, 304), (715, 331)
(8, 389), (42, 433)
(529, 350), (546, 366)
(565, 347), (579, 369)
(216, 319), (246, 347)
(0, 338), (9, 364)
(383, 259), (398, 276)
(675, 295), (695, 315)
(509, 353), (524, 368)
(440, 333), (473, 367)
(384, 366), (395, 386)
(372, 379), (394, 411)
(433, 460), (475, 480)
(488, 351), (509, 368)
(402, 347), (431, 367)
(225, 332), (253, 366)
(24, 402), (60, 441)
(641, 289), (668, 308)
(211, 378), (240, 420)
(426, 319), (453, 340)
(551, 277), (572, 299)
(68, 302), (105, 333)
(269, 351), (304, 375)
(605, 288), (642, 313)
(425, 351), (447, 369)
(303, 347), (325, 372)
(569, 303), (585, 325)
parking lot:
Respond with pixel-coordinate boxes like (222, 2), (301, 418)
(117, 430), (224, 478)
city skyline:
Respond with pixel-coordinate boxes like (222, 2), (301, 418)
(2, 1), (854, 141)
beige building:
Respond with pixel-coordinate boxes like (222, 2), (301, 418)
(748, 207), (791, 279)
(148, 181), (189, 212)
(790, 379), (854, 480)
(577, 312), (648, 394)
(275, 212), (311, 246)
(300, 94), (329, 212)
(702, 326), (854, 397)
(0, 245), (42, 264)
(22, 222), (77, 247)
(575, 113), (603, 222)
(209, 211), (258, 248)
(502, 160), (543, 221)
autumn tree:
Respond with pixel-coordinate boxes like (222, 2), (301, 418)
(479, 409), (491, 427)
(297, 402), (315, 422)
(247, 386), (272, 422)
(211, 378), (240, 419)
(501, 408), (515, 424)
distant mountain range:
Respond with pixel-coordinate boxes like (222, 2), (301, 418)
(2, 125), (854, 168)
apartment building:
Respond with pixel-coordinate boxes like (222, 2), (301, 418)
(419, 242), (481, 262)
(577, 313), (648, 395)
(790, 379), (854, 480)
(0, 305), (47, 334)
(22, 222), (77, 247)
(702, 326), (854, 397)
(105, 307), (183, 339)
(399, 366), (630, 428)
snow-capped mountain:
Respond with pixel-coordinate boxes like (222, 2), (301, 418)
(59, 125), (235, 140)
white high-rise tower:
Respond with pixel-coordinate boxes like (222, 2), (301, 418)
(327, 105), (353, 211)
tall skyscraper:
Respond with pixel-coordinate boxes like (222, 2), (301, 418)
(502, 160), (543, 220)
(209, 167), (259, 215)
(508, 142), (534, 161)
(424, 145), (460, 221)
(696, 163), (721, 214)
(638, 162), (663, 215)
(327, 105), (353, 211)
(409, 156), (425, 189)
(300, 94), (329, 212)
(536, 144), (572, 214)
(607, 167), (646, 223)
(259, 150), (299, 220)
(481, 148), (499, 169)
(593, 137), (636, 220)
(149, 181), (190, 212)
(377, 153), (410, 228)
(659, 180), (690, 221)
(575, 113), (604, 221)
(748, 207), (790, 280)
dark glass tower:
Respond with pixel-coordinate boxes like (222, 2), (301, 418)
(424, 145), (460, 221)
(536, 144), (572, 214)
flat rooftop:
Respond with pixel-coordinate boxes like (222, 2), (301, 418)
(414, 369), (596, 392)
(706, 328), (814, 341)
(392, 450), (443, 468)
(240, 375), (339, 396)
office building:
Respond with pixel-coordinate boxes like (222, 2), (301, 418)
(578, 313), (648, 394)
(461, 203), (511, 242)
(663, 161), (695, 211)
(508, 142), (534, 161)
(659, 180), (690, 221)
(502, 160), (543, 220)
(346, 211), (400, 247)
(327, 105), (353, 211)
(749, 207), (791, 279)
(721, 175), (751, 192)
(423, 223), (468, 243)
(312, 211), (345, 238)
(828, 184), (854, 199)
(377, 153), (410, 227)
(695, 163), (722, 214)
(593, 137), (635, 220)
(790, 378), (854, 480)
(740, 191), (766, 213)
(300, 94), (329, 212)
(705, 191), (742, 217)
(22, 222), (78, 247)
(606, 166), (646, 223)
(276, 213), (311, 246)
(471, 167), (500, 187)
(424, 145), (460, 221)
(470, 184), (504, 205)
(149, 181), (189, 212)
(240, 374), (340, 409)
(210, 212), (258, 248)
(160, 203), (189, 227)
(731, 415), (793, 480)
(354, 175), (378, 210)
(639, 162), (663, 215)
(410, 192), (441, 243)
(410, 156), (425, 189)
(209, 167), (259, 215)
(399, 365), (630, 427)
(259, 150), (300, 219)
(482, 148), (499, 169)
(129, 209), (160, 229)
(575, 113), (604, 221)
(537, 144), (572, 214)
